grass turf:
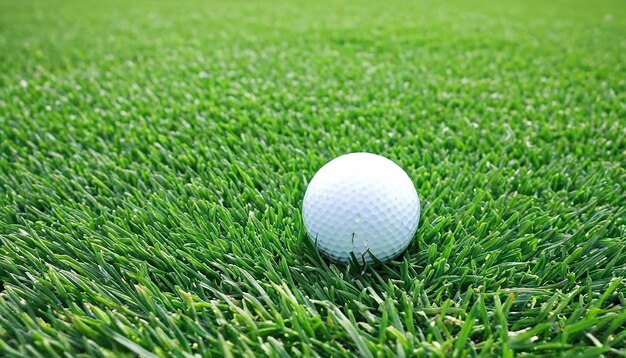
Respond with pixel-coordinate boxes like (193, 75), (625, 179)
(1, 0), (625, 356)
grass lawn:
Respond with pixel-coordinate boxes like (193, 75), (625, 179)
(1, 0), (625, 356)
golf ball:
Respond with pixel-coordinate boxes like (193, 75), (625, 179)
(302, 152), (420, 264)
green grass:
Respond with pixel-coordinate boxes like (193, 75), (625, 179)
(1, 0), (625, 356)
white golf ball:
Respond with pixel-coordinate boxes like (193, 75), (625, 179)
(302, 152), (420, 264)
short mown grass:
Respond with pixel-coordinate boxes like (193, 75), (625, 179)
(1, 0), (625, 356)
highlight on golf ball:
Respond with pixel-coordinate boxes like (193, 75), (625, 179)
(302, 152), (420, 264)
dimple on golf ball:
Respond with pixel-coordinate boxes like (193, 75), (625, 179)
(302, 152), (420, 264)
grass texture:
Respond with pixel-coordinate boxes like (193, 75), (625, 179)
(1, 0), (625, 356)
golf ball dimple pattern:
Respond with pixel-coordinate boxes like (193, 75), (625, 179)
(303, 153), (420, 264)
